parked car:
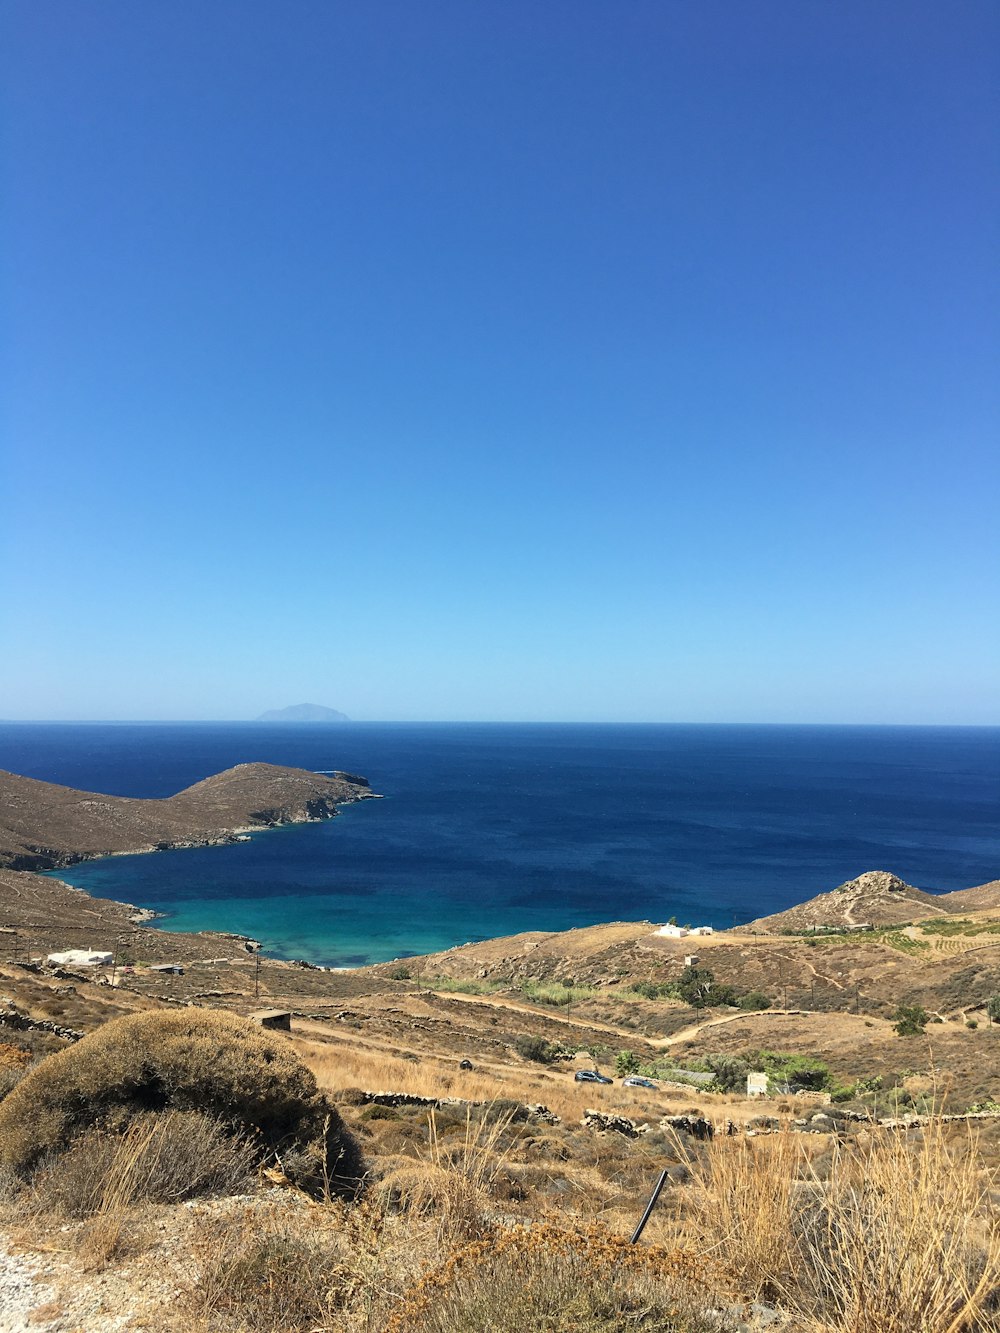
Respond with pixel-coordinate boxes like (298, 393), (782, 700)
(574, 1069), (613, 1084)
(622, 1075), (657, 1089)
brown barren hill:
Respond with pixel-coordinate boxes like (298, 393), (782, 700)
(0, 762), (374, 871)
(740, 869), (951, 933)
(936, 879), (1000, 913)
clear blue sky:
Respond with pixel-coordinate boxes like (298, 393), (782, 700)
(2, 1), (997, 722)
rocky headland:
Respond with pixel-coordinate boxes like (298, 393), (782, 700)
(0, 762), (374, 872)
(737, 869), (1000, 934)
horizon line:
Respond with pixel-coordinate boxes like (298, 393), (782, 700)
(2, 718), (998, 729)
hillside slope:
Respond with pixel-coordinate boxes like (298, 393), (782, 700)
(937, 879), (1000, 913)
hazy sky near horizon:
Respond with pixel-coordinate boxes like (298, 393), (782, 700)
(3, 1), (998, 723)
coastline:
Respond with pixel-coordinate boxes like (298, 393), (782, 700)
(3, 727), (999, 970)
(0, 761), (378, 873)
(0, 762), (380, 969)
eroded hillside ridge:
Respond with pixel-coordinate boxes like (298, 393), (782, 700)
(0, 762), (375, 871)
(739, 869), (1000, 933)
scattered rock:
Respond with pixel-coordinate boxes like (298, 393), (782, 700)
(659, 1113), (715, 1141)
(583, 1109), (648, 1137)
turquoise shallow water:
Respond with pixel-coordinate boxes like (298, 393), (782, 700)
(1, 722), (997, 966)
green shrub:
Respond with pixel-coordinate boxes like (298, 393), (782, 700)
(854, 1075), (883, 1095)
(727, 1050), (833, 1094)
(892, 1004), (929, 1037)
(676, 966), (737, 1009)
(614, 1050), (640, 1077)
(520, 981), (595, 1006)
(513, 1035), (556, 1064)
(704, 1053), (749, 1093)
(0, 1009), (362, 1197)
(625, 980), (679, 1001)
(736, 991), (772, 1011)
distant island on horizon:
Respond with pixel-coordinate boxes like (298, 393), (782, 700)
(256, 703), (350, 723)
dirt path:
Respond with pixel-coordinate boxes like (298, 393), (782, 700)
(418, 989), (648, 1040)
(649, 1008), (808, 1049)
(763, 947), (847, 992)
(291, 992), (649, 1060)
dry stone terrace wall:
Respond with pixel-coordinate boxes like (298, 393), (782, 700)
(356, 1090), (561, 1124)
(0, 999), (83, 1043)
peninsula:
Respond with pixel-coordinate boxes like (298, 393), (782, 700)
(0, 762), (374, 871)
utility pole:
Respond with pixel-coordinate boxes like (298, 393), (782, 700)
(254, 950), (261, 1000)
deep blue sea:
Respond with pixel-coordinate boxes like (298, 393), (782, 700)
(0, 723), (997, 966)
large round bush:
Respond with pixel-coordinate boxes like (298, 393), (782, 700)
(0, 1008), (361, 1195)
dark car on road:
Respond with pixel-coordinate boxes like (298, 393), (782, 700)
(574, 1069), (613, 1084)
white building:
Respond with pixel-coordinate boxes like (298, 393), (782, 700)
(747, 1071), (769, 1098)
(653, 924), (715, 939)
(47, 948), (113, 968)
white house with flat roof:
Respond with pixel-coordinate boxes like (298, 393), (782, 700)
(47, 948), (113, 968)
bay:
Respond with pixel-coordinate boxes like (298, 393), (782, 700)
(0, 722), (997, 966)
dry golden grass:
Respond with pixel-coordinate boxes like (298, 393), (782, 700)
(33, 1110), (257, 1219)
(297, 1030), (757, 1126)
(6, 1009), (996, 1332)
(686, 1125), (800, 1300)
(684, 1115), (1000, 1332)
(797, 1118), (1000, 1333)
(182, 1199), (434, 1333)
(384, 1222), (730, 1333)
(299, 1038), (517, 1106)
(74, 1118), (159, 1269)
(374, 1105), (519, 1245)
(8, 1090), (995, 1333)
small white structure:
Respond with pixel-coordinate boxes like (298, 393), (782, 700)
(47, 948), (113, 969)
(684, 954), (700, 967)
(747, 1071), (769, 1098)
(654, 924), (715, 939)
